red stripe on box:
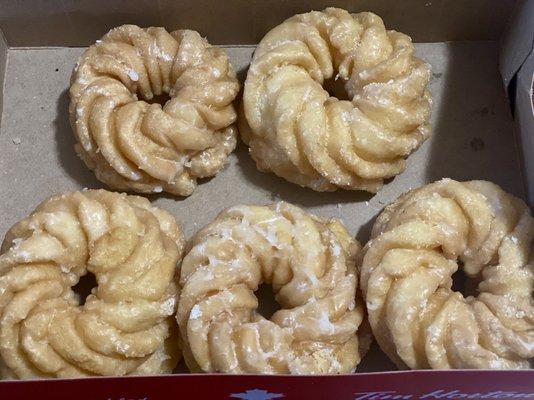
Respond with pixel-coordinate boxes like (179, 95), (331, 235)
(1, 370), (533, 400)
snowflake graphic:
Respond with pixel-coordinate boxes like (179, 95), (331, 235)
(230, 388), (285, 400)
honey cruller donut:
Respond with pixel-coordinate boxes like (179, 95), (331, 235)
(70, 25), (240, 196)
(359, 179), (534, 369)
(177, 202), (365, 374)
(240, 8), (432, 193)
(0, 190), (184, 379)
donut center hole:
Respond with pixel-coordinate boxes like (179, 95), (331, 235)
(451, 265), (479, 298)
(72, 271), (97, 305)
(256, 283), (281, 319)
(145, 92), (172, 107)
(323, 75), (351, 101)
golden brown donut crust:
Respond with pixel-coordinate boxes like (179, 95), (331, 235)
(70, 25), (240, 196)
(0, 190), (184, 379)
(177, 202), (366, 374)
(240, 8), (432, 193)
(359, 179), (534, 369)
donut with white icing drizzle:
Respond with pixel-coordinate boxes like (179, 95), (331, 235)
(177, 202), (367, 374)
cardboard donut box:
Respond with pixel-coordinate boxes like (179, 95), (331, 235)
(0, 0), (533, 398)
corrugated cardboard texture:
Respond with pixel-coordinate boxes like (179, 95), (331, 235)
(0, 0), (517, 46)
(0, 30), (6, 128)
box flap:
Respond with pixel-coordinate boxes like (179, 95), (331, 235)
(0, 0), (518, 47)
(499, 0), (534, 92)
(515, 50), (534, 205)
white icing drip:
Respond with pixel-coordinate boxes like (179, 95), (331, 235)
(305, 270), (319, 286)
(151, 43), (173, 62)
(131, 171), (142, 181)
(330, 241), (341, 258)
(127, 69), (139, 82)
(153, 186), (163, 193)
(18, 250), (30, 261)
(316, 311), (335, 333)
(161, 53), (172, 61)
(190, 304), (202, 320)
(77, 76), (89, 85)
(261, 223), (281, 249)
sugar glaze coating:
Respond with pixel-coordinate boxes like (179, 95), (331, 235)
(70, 26), (239, 196)
(177, 202), (367, 374)
(241, 8), (432, 192)
(0, 190), (184, 379)
(360, 179), (534, 369)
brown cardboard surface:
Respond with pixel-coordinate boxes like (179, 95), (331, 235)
(0, 30), (6, 128)
(0, 41), (524, 371)
(0, 0), (518, 46)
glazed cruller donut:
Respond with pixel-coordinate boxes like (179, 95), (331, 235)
(70, 25), (240, 196)
(241, 8), (432, 193)
(359, 179), (534, 369)
(0, 190), (184, 379)
(177, 202), (367, 374)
